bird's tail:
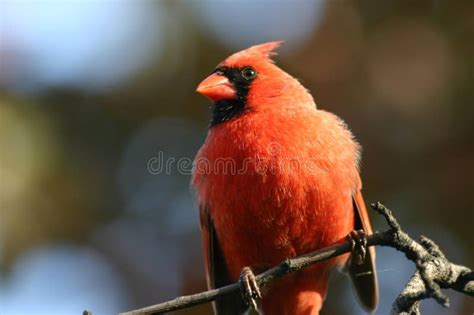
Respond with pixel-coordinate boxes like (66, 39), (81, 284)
(260, 267), (328, 315)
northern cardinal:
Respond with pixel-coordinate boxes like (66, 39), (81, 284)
(192, 42), (378, 315)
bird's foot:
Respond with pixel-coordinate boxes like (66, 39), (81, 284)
(347, 229), (367, 265)
(239, 266), (261, 310)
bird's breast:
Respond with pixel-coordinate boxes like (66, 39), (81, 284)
(192, 109), (359, 279)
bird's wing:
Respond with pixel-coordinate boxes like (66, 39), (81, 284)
(347, 177), (379, 312)
(200, 205), (247, 315)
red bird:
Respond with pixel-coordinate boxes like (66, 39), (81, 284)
(192, 42), (378, 315)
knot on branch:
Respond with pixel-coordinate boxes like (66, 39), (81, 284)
(416, 236), (451, 306)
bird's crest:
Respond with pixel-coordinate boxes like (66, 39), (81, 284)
(246, 41), (283, 60)
(223, 41), (284, 66)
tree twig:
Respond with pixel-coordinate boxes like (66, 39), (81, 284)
(114, 202), (472, 315)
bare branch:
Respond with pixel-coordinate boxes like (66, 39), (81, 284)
(113, 203), (472, 315)
(370, 202), (472, 314)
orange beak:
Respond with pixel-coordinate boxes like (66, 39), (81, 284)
(196, 73), (236, 101)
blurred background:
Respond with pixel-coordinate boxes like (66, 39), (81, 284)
(1, 0), (473, 314)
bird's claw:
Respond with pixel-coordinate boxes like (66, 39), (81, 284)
(239, 266), (261, 310)
(347, 229), (367, 265)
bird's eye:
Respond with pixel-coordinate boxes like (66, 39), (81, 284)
(241, 67), (257, 80)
